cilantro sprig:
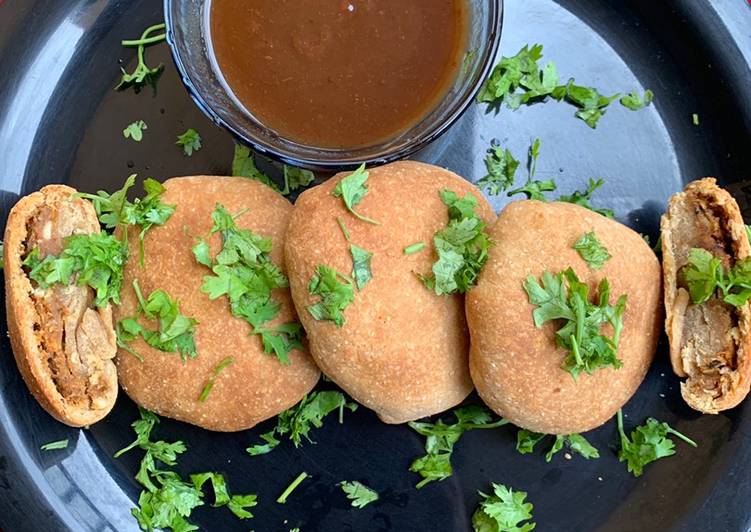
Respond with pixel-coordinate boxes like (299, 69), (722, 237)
(332, 164), (379, 225)
(617, 410), (697, 477)
(472, 483), (536, 532)
(193, 204), (303, 365)
(246, 391), (358, 455)
(477, 139), (520, 195)
(573, 232), (611, 270)
(478, 43), (652, 128)
(23, 232), (128, 307)
(683, 248), (751, 307)
(339, 481), (379, 508)
(176, 128), (202, 156)
(117, 23), (167, 93)
(117, 280), (198, 362)
(516, 429), (599, 462)
(421, 190), (491, 295)
(523, 268), (627, 378)
(307, 265), (356, 327)
(123, 120), (147, 142)
(231, 144), (315, 196)
(408, 405), (508, 488)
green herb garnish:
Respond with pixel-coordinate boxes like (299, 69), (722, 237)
(23, 233), (128, 307)
(282, 165), (315, 196)
(193, 204), (303, 365)
(616, 410), (697, 477)
(123, 120), (147, 142)
(332, 164), (379, 225)
(421, 190), (491, 295)
(516, 429), (599, 462)
(472, 483), (535, 532)
(232, 144), (279, 191)
(339, 481), (379, 508)
(620, 89), (654, 111)
(557, 178), (614, 218)
(117, 280), (198, 361)
(277, 472), (309, 504)
(176, 128), (202, 156)
(40, 439), (69, 451)
(0, 241), (4, 269)
(404, 242), (426, 255)
(552, 79), (620, 129)
(477, 139), (520, 195)
(682, 248), (751, 307)
(307, 265), (356, 327)
(246, 391), (357, 455)
(692, 113), (700, 126)
(573, 232), (611, 270)
(336, 217), (351, 242)
(349, 244), (373, 291)
(523, 268), (627, 378)
(190, 472), (257, 519)
(408, 405), (508, 488)
(198, 356), (234, 402)
(117, 23), (167, 93)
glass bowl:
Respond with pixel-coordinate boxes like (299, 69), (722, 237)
(164, 0), (503, 171)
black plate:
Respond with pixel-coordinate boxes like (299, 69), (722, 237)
(1, 1), (751, 531)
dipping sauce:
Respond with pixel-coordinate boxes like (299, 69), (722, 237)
(210, 0), (468, 149)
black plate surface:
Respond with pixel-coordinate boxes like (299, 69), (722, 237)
(1, 0), (751, 531)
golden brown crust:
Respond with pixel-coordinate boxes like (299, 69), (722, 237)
(114, 176), (320, 432)
(467, 200), (662, 434)
(4, 185), (118, 427)
(285, 161), (495, 424)
(661, 177), (751, 413)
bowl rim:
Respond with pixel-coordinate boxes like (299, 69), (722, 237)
(164, 0), (504, 171)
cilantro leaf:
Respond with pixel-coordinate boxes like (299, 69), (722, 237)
(573, 232), (612, 270)
(307, 265), (356, 327)
(23, 232), (129, 307)
(617, 410), (697, 477)
(246, 391), (357, 455)
(198, 356), (234, 402)
(620, 89), (654, 111)
(682, 248), (751, 307)
(552, 79), (620, 128)
(516, 430), (599, 462)
(472, 483), (535, 532)
(350, 244), (373, 291)
(40, 439), (69, 451)
(190, 472), (257, 518)
(332, 164), (379, 225)
(524, 268), (627, 378)
(176, 128), (202, 156)
(231, 145), (280, 191)
(408, 405), (508, 488)
(422, 190), (491, 295)
(124, 120), (148, 142)
(117, 23), (166, 93)
(557, 178), (614, 218)
(194, 204), (303, 364)
(478, 139), (520, 195)
(339, 481), (379, 508)
(508, 179), (557, 201)
(282, 165), (315, 196)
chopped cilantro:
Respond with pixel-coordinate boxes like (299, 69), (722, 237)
(282, 165), (315, 196)
(516, 429), (599, 462)
(682, 248), (751, 307)
(477, 139), (520, 195)
(307, 265), (356, 327)
(176, 128), (202, 156)
(617, 410), (697, 477)
(472, 483), (535, 532)
(573, 232), (611, 270)
(198, 356), (234, 402)
(552, 79), (620, 128)
(404, 242), (426, 255)
(23, 232), (128, 307)
(332, 164), (379, 225)
(557, 178), (614, 218)
(190, 472), (257, 518)
(620, 89), (654, 111)
(246, 391), (357, 455)
(277, 472), (309, 504)
(421, 190), (491, 295)
(523, 268), (627, 378)
(232, 144), (279, 191)
(408, 405), (508, 488)
(123, 120), (147, 142)
(117, 23), (166, 93)
(193, 204), (303, 365)
(117, 280), (198, 362)
(0, 241), (4, 269)
(336, 217), (351, 242)
(40, 439), (69, 451)
(508, 179), (558, 201)
(692, 113), (700, 126)
(339, 481), (379, 508)
(349, 244), (373, 291)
